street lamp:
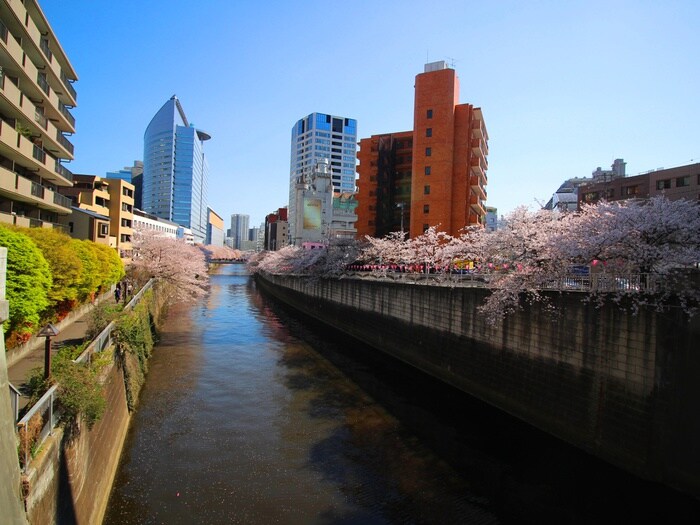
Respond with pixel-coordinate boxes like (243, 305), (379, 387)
(38, 323), (59, 380)
(396, 202), (406, 234)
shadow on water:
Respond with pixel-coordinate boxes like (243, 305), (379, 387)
(251, 278), (700, 525)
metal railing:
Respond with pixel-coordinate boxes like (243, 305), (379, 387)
(14, 279), (154, 472)
(56, 131), (74, 155)
(342, 269), (660, 293)
(60, 70), (77, 102)
(55, 159), (73, 182)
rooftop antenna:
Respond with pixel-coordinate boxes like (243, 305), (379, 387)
(446, 56), (457, 68)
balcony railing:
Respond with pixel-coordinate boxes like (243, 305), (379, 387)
(37, 72), (50, 96)
(34, 109), (48, 130)
(53, 192), (72, 209)
(56, 131), (74, 155)
(0, 19), (7, 44)
(40, 38), (53, 63)
(60, 70), (77, 102)
(30, 181), (44, 199)
(32, 144), (46, 164)
(58, 100), (75, 128)
(55, 159), (73, 182)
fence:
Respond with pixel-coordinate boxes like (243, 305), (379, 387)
(14, 279), (154, 472)
(344, 269), (659, 293)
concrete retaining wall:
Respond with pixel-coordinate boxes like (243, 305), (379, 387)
(23, 361), (130, 525)
(255, 272), (700, 497)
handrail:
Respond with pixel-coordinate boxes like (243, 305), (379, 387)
(15, 278), (155, 472)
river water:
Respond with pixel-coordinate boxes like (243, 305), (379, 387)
(104, 264), (700, 524)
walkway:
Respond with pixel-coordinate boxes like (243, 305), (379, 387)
(7, 290), (118, 411)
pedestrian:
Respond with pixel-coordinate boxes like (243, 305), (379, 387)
(114, 284), (121, 303)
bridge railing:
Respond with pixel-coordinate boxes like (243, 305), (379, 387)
(15, 279), (154, 472)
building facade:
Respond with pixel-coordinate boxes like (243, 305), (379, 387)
(0, 0), (77, 231)
(356, 62), (488, 239)
(206, 207), (224, 246)
(106, 160), (143, 209)
(579, 162), (700, 208)
(143, 95), (210, 243)
(59, 174), (134, 256)
(230, 213), (249, 250)
(289, 112), (357, 241)
(264, 207), (288, 251)
(132, 208), (178, 238)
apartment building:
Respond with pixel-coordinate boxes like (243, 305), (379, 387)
(356, 62), (488, 239)
(59, 174), (134, 256)
(579, 162), (700, 208)
(0, 0), (77, 231)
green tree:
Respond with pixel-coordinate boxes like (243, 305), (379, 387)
(0, 225), (51, 335)
(71, 239), (101, 301)
(22, 227), (82, 307)
(92, 243), (125, 290)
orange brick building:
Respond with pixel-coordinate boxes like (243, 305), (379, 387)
(356, 62), (488, 239)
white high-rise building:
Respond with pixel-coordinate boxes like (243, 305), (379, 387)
(289, 113), (357, 242)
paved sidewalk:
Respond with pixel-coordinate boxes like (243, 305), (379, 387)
(7, 291), (119, 400)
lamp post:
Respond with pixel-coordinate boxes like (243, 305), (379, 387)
(396, 202), (406, 234)
(38, 323), (59, 380)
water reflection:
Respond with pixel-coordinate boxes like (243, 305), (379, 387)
(105, 265), (700, 525)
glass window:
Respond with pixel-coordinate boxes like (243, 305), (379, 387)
(423, 204), (429, 213)
(425, 166), (431, 175)
(426, 128), (432, 137)
(426, 147), (431, 156)
(424, 185), (430, 195)
(676, 176), (690, 187)
(427, 109), (433, 119)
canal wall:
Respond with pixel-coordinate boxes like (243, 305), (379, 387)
(255, 272), (700, 498)
(22, 362), (129, 525)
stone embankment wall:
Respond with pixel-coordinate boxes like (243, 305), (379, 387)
(255, 272), (700, 497)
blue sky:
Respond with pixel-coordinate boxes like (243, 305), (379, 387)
(40, 0), (699, 228)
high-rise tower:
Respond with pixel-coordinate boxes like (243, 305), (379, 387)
(289, 112), (357, 243)
(356, 62), (489, 239)
(143, 95), (211, 243)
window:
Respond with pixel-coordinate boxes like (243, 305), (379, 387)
(424, 185), (430, 195)
(424, 166), (431, 175)
(427, 109), (433, 119)
(423, 224), (429, 232)
(98, 223), (108, 237)
(656, 179), (672, 190)
(624, 185), (639, 197)
(426, 128), (432, 137)
(425, 147), (431, 156)
(677, 176), (690, 187)
(423, 204), (429, 213)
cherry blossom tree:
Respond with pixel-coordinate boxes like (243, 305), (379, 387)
(129, 229), (208, 302)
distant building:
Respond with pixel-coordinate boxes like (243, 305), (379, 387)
(289, 112), (358, 242)
(207, 207), (224, 246)
(132, 208), (178, 238)
(230, 213), (249, 249)
(264, 207), (288, 251)
(106, 160), (143, 209)
(545, 159), (627, 212)
(579, 162), (699, 208)
(143, 95), (211, 243)
(291, 158), (335, 246)
(0, 0), (77, 231)
(485, 206), (499, 231)
(356, 61), (488, 239)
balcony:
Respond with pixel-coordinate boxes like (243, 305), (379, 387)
(55, 131), (74, 155)
(32, 144), (46, 164)
(40, 38), (53, 64)
(37, 72), (50, 96)
(0, 19), (7, 44)
(55, 160), (73, 183)
(60, 70), (77, 102)
(58, 101), (75, 128)
(53, 192), (72, 209)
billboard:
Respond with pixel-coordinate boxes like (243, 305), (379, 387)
(303, 197), (322, 230)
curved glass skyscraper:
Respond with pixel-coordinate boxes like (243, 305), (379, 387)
(143, 95), (211, 243)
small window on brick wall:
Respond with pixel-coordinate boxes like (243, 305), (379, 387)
(425, 147), (431, 156)
(424, 185), (430, 195)
(426, 128), (432, 137)
(427, 109), (433, 119)
(425, 166), (431, 175)
(423, 204), (429, 213)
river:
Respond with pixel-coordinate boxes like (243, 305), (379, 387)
(104, 264), (700, 524)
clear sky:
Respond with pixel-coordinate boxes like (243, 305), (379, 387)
(40, 0), (699, 228)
